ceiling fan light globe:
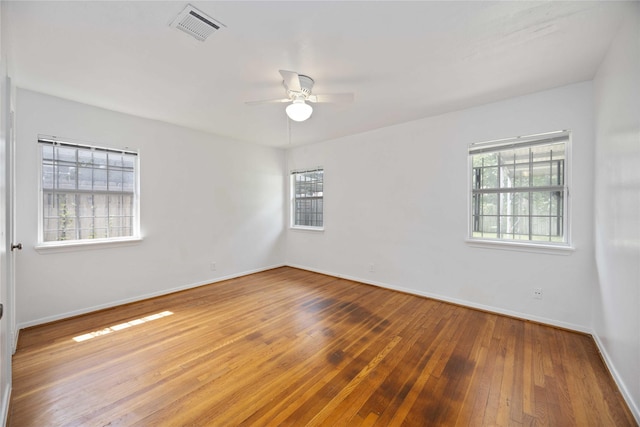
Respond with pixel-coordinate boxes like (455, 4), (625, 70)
(286, 101), (313, 122)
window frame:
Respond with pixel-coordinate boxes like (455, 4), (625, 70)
(36, 135), (141, 251)
(290, 167), (324, 231)
(466, 131), (573, 253)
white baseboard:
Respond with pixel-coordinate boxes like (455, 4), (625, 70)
(17, 264), (285, 330)
(12, 329), (18, 355)
(286, 263), (591, 333)
(592, 333), (640, 424)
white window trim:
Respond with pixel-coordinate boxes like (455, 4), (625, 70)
(34, 236), (143, 254)
(37, 135), (141, 248)
(290, 167), (324, 231)
(464, 238), (574, 255)
(290, 225), (325, 232)
(466, 130), (574, 254)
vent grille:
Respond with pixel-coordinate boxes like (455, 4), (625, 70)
(170, 4), (225, 41)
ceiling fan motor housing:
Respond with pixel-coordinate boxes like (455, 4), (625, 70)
(284, 75), (314, 99)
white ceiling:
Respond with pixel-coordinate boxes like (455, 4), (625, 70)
(4, 1), (632, 147)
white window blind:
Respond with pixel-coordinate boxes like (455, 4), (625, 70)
(38, 136), (139, 243)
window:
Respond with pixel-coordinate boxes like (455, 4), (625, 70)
(291, 168), (323, 229)
(469, 131), (569, 245)
(39, 136), (139, 244)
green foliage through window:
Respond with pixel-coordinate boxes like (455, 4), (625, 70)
(469, 132), (569, 244)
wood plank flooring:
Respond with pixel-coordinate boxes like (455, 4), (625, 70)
(9, 267), (636, 426)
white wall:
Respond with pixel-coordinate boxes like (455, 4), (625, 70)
(287, 82), (596, 331)
(10, 25), (638, 418)
(592, 4), (640, 420)
(15, 89), (286, 327)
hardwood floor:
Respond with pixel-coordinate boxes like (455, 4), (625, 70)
(9, 267), (636, 426)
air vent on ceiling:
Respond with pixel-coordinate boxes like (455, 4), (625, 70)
(170, 4), (225, 42)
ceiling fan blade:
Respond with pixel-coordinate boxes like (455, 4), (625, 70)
(245, 98), (291, 105)
(308, 93), (354, 103)
(279, 70), (302, 92)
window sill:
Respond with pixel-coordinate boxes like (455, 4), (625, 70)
(465, 238), (574, 255)
(35, 237), (143, 254)
(290, 226), (324, 232)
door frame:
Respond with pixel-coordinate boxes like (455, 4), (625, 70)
(1, 73), (16, 425)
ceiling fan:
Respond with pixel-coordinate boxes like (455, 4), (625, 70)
(246, 70), (354, 122)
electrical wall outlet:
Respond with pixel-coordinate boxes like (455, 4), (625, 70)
(533, 288), (543, 299)
(368, 263), (375, 273)
(210, 262), (217, 271)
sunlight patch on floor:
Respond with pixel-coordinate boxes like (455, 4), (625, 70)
(72, 311), (174, 342)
